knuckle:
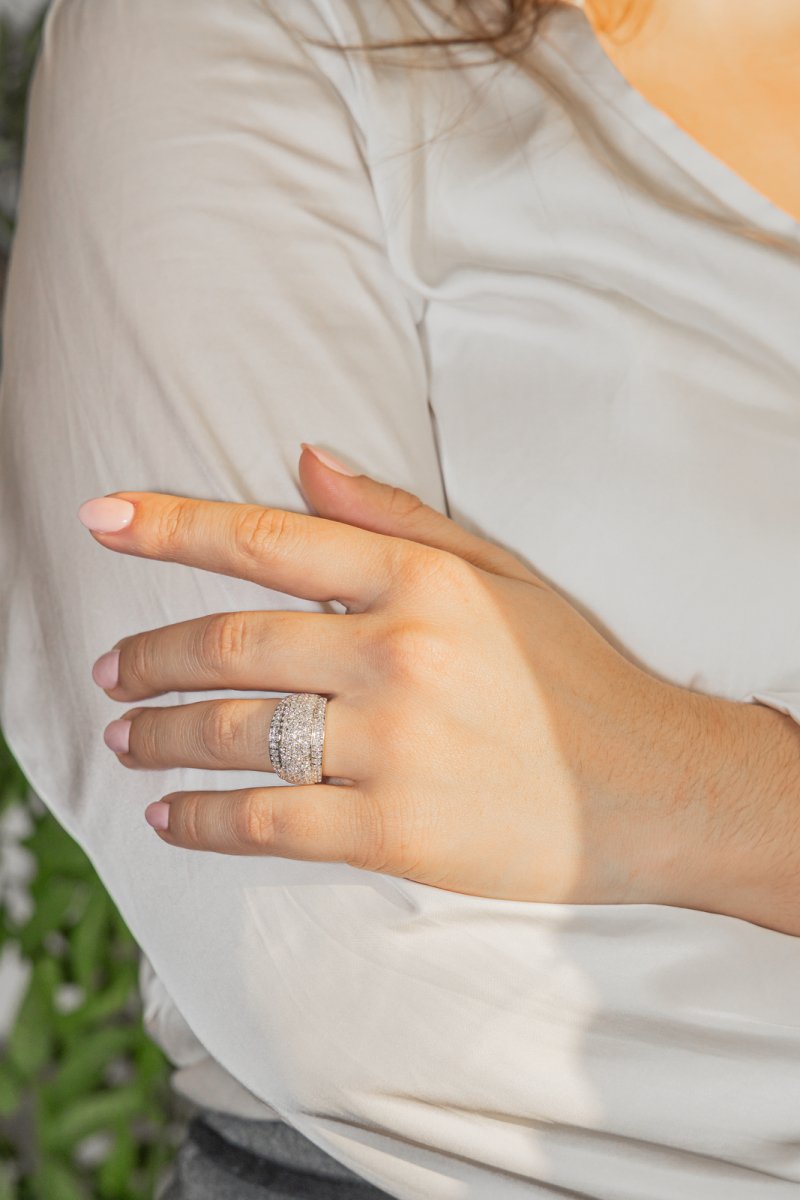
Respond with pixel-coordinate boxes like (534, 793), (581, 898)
(123, 636), (153, 692)
(130, 710), (161, 763)
(387, 541), (467, 595)
(232, 791), (275, 848)
(177, 795), (203, 846)
(198, 612), (249, 674)
(379, 619), (452, 683)
(154, 497), (194, 554)
(346, 791), (423, 878)
(346, 794), (388, 873)
(385, 486), (427, 523)
(234, 505), (291, 564)
(198, 702), (240, 763)
(438, 548), (483, 591)
(415, 545), (478, 594)
(272, 802), (307, 849)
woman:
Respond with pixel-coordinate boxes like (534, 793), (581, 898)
(2, 0), (800, 1195)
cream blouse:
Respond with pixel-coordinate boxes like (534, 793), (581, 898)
(2, 0), (800, 1196)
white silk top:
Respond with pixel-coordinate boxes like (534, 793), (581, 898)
(2, 0), (800, 1196)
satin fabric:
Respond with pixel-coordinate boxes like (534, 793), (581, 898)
(2, 1), (800, 1195)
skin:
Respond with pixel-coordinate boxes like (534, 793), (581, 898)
(579, 0), (800, 224)
(78, 448), (800, 933)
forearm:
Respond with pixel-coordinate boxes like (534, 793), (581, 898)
(661, 687), (800, 936)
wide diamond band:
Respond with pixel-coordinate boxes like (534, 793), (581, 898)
(268, 692), (327, 785)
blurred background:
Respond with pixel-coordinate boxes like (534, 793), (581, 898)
(0, 2), (185, 1195)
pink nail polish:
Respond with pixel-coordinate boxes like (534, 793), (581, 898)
(92, 649), (120, 690)
(78, 497), (135, 533)
(103, 719), (131, 754)
(301, 443), (358, 476)
(145, 801), (171, 831)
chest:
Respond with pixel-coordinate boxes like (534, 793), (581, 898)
(374, 42), (800, 701)
(595, 26), (800, 226)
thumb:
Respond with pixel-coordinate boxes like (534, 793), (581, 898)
(298, 443), (532, 581)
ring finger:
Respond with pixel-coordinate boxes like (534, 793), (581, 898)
(104, 697), (361, 782)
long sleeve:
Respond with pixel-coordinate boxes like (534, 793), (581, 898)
(739, 689), (800, 727)
(0, 0), (442, 1163)
(0, 0), (445, 868)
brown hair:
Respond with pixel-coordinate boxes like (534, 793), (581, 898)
(301, 1), (647, 69)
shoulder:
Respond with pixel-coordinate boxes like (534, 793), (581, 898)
(34, 0), (446, 167)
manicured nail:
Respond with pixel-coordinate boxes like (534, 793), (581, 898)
(92, 649), (120, 690)
(301, 443), (358, 476)
(144, 801), (171, 831)
(78, 497), (135, 533)
(103, 719), (131, 754)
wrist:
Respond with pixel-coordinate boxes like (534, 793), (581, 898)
(661, 687), (800, 934)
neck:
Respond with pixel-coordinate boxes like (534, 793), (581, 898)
(571, 0), (800, 85)
(578, 0), (800, 48)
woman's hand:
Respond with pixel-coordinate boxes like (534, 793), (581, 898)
(77, 443), (725, 907)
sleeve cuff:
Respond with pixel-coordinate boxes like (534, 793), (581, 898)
(738, 690), (800, 730)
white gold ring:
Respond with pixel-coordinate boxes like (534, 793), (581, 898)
(268, 692), (328, 784)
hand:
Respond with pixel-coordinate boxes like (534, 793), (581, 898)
(78, 443), (715, 906)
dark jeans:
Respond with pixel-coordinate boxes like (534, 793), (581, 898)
(155, 1103), (398, 1200)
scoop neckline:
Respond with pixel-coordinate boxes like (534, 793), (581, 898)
(537, 5), (800, 246)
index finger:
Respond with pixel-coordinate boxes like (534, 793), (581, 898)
(76, 491), (415, 612)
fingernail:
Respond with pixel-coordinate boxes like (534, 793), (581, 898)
(78, 497), (135, 533)
(92, 649), (120, 690)
(103, 719), (131, 754)
(301, 443), (358, 476)
(145, 801), (171, 831)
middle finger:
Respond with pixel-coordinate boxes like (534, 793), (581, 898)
(94, 610), (371, 701)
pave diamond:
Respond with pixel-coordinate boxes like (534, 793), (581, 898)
(268, 693), (327, 784)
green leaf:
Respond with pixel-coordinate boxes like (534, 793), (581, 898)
(134, 1036), (170, 1089)
(69, 886), (112, 991)
(97, 1123), (137, 1197)
(23, 818), (90, 879)
(17, 878), (79, 956)
(42, 1086), (146, 1155)
(45, 1027), (136, 1110)
(0, 725), (29, 799)
(0, 780), (25, 817)
(0, 1163), (16, 1200)
(0, 1061), (22, 1117)
(30, 1159), (89, 1200)
(55, 962), (139, 1037)
(7, 958), (58, 1079)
